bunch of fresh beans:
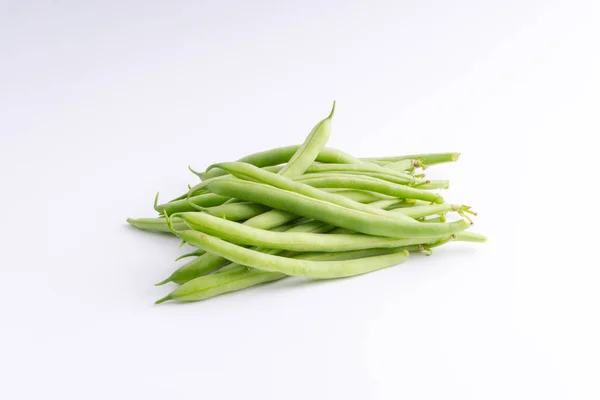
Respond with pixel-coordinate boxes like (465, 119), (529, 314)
(127, 102), (485, 304)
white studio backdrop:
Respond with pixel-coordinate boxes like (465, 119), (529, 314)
(1, 1), (598, 399)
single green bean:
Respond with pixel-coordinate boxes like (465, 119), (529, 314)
(156, 267), (286, 304)
(300, 171), (420, 186)
(391, 204), (463, 219)
(278, 102), (335, 177)
(205, 179), (469, 237)
(296, 174), (443, 203)
(156, 193), (230, 214)
(320, 189), (394, 204)
(301, 162), (415, 182)
(384, 159), (419, 171)
(412, 180), (450, 190)
(362, 153), (460, 166)
(126, 217), (187, 233)
(176, 211), (444, 252)
(200, 202), (270, 221)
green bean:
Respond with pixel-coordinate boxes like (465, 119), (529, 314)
(412, 180), (450, 190)
(126, 217), (187, 233)
(319, 189), (394, 204)
(156, 266), (286, 304)
(176, 211), (444, 252)
(391, 204), (464, 219)
(277, 102), (335, 177)
(300, 171), (420, 186)
(301, 162), (415, 182)
(323, 188), (395, 200)
(155, 193), (229, 214)
(205, 179), (469, 237)
(455, 231), (487, 242)
(167, 224), (411, 279)
(200, 202), (270, 221)
(362, 153), (460, 166)
(383, 159), (419, 171)
(155, 251), (232, 286)
(367, 198), (407, 210)
(296, 174), (443, 203)
(207, 162), (423, 222)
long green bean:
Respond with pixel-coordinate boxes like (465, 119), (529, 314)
(204, 179), (469, 237)
(362, 153), (460, 166)
(176, 211), (444, 252)
(296, 174), (443, 203)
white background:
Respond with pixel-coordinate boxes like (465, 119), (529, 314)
(1, 1), (598, 399)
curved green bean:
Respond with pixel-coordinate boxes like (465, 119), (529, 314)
(278, 102), (335, 177)
(296, 174), (443, 203)
(205, 179), (469, 237)
(176, 211), (444, 252)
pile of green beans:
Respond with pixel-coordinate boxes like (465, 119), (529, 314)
(127, 102), (485, 304)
